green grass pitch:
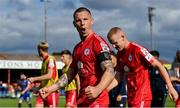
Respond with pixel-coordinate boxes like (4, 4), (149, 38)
(0, 96), (65, 107)
(0, 96), (175, 107)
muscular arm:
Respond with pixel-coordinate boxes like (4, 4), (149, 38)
(44, 68), (77, 93)
(57, 68), (77, 88)
(28, 58), (59, 82)
(107, 78), (118, 92)
(107, 71), (123, 91)
(95, 59), (115, 95)
(85, 52), (115, 99)
(28, 68), (54, 82)
(151, 59), (178, 101)
(171, 76), (180, 82)
(151, 59), (172, 88)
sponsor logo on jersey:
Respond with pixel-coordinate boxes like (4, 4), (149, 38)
(145, 53), (153, 61)
(100, 43), (109, 52)
(140, 48), (153, 61)
(141, 48), (149, 55)
(48, 58), (55, 68)
(84, 48), (90, 56)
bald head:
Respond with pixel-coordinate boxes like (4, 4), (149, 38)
(107, 27), (129, 51)
(73, 7), (91, 20)
(107, 27), (125, 40)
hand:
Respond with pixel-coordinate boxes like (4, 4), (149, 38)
(170, 76), (179, 82)
(27, 77), (34, 83)
(168, 86), (178, 102)
(116, 94), (122, 101)
(85, 86), (101, 99)
(39, 87), (51, 99)
(21, 91), (25, 95)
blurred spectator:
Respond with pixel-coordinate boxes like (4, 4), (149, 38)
(8, 84), (15, 98)
(2, 83), (8, 98)
(18, 73), (32, 108)
(116, 77), (127, 107)
(0, 81), (3, 97)
(109, 77), (127, 107)
(13, 82), (20, 98)
(171, 50), (180, 107)
(149, 50), (167, 107)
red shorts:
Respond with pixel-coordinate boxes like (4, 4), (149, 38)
(65, 90), (77, 107)
(77, 89), (109, 107)
(176, 94), (180, 108)
(78, 103), (109, 107)
(36, 91), (60, 107)
(128, 100), (151, 107)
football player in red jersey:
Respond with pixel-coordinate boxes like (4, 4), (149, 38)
(107, 27), (178, 107)
(28, 42), (60, 108)
(39, 7), (115, 107)
(59, 50), (80, 107)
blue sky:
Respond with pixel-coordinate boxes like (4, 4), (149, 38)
(0, 0), (179, 62)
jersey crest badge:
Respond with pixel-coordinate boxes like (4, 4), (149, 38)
(84, 48), (90, 56)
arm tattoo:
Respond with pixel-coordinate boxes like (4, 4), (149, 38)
(100, 60), (115, 76)
(55, 74), (68, 88)
(67, 68), (78, 83)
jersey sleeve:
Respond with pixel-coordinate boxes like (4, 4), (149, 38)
(93, 37), (111, 57)
(69, 49), (78, 71)
(138, 47), (155, 65)
(48, 58), (56, 69)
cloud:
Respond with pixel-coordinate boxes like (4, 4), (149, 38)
(0, 0), (179, 61)
(80, 0), (180, 61)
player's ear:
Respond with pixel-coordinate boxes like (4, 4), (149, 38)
(91, 18), (94, 25)
(73, 21), (76, 27)
(121, 35), (125, 41)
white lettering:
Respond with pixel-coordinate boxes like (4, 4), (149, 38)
(0, 60), (64, 70)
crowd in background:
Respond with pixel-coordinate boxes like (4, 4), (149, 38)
(0, 81), (42, 98)
(0, 49), (179, 107)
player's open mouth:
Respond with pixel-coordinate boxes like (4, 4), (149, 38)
(82, 28), (86, 31)
(81, 28), (86, 33)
